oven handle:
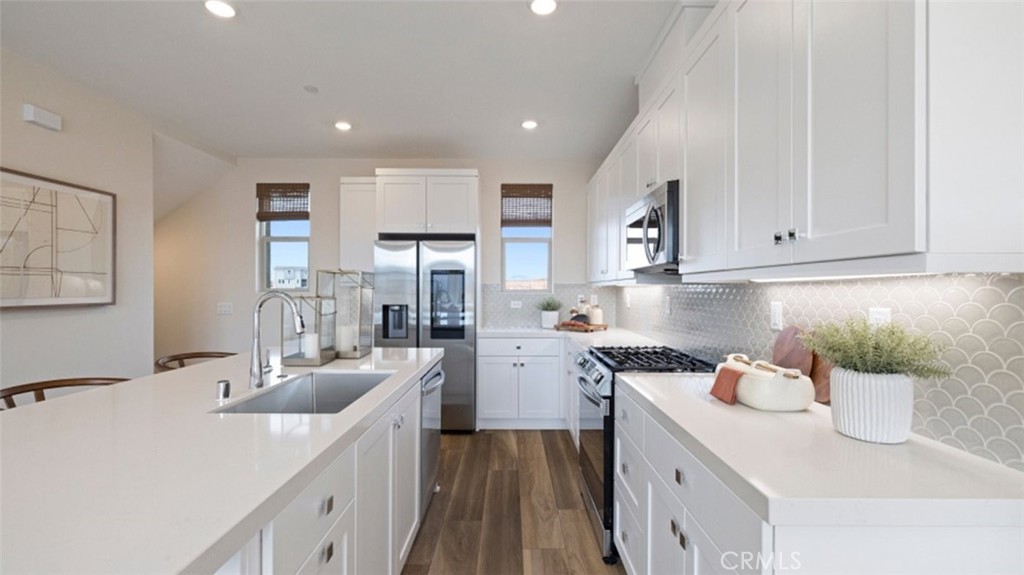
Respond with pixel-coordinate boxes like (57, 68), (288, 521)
(642, 204), (662, 264)
(576, 374), (604, 408)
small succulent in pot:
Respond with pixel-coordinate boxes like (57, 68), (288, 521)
(800, 317), (950, 444)
(536, 297), (563, 312)
(537, 297), (562, 329)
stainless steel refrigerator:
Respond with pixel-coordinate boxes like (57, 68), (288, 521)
(373, 240), (476, 431)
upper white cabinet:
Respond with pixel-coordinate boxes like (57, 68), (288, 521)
(376, 169), (478, 234)
(638, 80), (683, 196)
(620, 135), (639, 202)
(678, 13), (730, 274)
(339, 177), (377, 271)
(789, 0), (925, 264)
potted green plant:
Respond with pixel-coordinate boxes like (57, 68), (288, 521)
(800, 318), (950, 444)
(537, 297), (563, 329)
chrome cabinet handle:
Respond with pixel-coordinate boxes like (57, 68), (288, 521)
(674, 467), (685, 485)
(520, 363), (525, 367)
(670, 518), (678, 536)
(321, 541), (334, 564)
(678, 532), (688, 550)
(621, 408), (628, 421)
(621, 530), (628, 543)
(774, 231), (783, 245)
(321, 494), (334, 516)
(621, 462), (629, 476)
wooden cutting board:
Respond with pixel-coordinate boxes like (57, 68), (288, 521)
(554, 323), (608, 332)
(772, 326), (831, 404)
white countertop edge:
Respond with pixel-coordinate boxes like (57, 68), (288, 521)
(617, 374), (1024, 528)
(478, 327), (665, 349)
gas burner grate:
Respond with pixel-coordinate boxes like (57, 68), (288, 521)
(589, 346), (715, 373)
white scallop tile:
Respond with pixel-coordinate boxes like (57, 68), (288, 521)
(987, 404), (1024, 429)
(989, 303), (1024, 325)
(984, 437), (1023, 463)
(969, 414), (1006, 440)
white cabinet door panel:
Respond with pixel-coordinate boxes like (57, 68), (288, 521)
(518, 356), (560, 419)
(355, 413), (392, 575)
(392, 387), (420, 572)
(656, 81), (682, 186)
(426, 176), (476, 233)
(477, 358), (519, 419)
(377, 177), (426, 233)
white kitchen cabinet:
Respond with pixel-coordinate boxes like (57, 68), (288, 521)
(725, 0), (794, 270)
(619, 134), (639, 202)
(602, 164), (623, 282)
(563, 339), (583, 449)
(647, 476), (688, 575)
(375, 170), (478, 234)
(295, 501), (356, 575)
(215, 533), (262, 575)
(355, 384), (421, 575)
(678, 10), (730, 274)
(638, 79), (683, 196)
(477, 337), (562, 429)
(339, 178), (376, 272)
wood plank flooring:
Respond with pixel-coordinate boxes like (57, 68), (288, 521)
(403, 430), (625, 575)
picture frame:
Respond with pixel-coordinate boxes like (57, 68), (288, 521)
(0, 168), (116, 308)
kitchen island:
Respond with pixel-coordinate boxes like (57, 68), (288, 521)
(0, 348), (443, 574)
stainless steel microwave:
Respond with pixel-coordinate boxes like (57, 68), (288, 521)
(624, 180), (680, 274)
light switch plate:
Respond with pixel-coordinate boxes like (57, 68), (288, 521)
(664, 296), (671, 316)
(625, 293), (631, 309)
(770, 301), (783, 331)
(869, 307), (892, 326)
(510, 300), (522, 309)
(590, 294), (599, 305)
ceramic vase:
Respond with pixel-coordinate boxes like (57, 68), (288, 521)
(830, 367), (914, 444)
(541, 311), (559, 329)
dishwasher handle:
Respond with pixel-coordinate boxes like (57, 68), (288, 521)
(422, 369), (446, 397)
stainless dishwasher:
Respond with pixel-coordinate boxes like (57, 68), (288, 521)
(420, 362), (445, 518)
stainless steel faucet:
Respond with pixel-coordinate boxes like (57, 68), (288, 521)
(251, 291), (305, 389)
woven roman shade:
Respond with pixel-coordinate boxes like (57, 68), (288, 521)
(256, 183), (310, 221)
(501, 184), (553, 227)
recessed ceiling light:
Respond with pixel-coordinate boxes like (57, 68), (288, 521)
(522, 120), (539, 130)
(529, 0), (557, 16)
(303, 85), (319, 94)
(205, 0), (236, 18)
(335, 121), (352, 131)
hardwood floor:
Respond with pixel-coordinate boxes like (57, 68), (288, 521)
(403, 430), (625, 575)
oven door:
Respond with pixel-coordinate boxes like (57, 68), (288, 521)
(576, 372), (614, 556)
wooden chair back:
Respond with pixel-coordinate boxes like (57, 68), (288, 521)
(1, 377), (128, 409)
(155, 351), (236, 373)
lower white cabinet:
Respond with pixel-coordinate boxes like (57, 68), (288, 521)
(477, 338), (562, 429)
(356, 384), (421, 575)
(296, 501), (356, 575)
(563, 340), (583, 449)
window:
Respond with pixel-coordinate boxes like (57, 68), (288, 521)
(257, 183), (310, 291)
(501, 184), (553, 291)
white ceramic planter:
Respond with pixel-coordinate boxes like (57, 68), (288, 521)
(830, 367), (914, 444)
(541, 310), (559, 329)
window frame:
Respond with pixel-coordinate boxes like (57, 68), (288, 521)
(499, 183), (554, 293)
(257, 221), (310, 292)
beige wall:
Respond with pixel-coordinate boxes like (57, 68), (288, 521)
(0, 50), (155, 386)
(155, 157), (593, 358)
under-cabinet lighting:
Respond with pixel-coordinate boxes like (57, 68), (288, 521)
(204, 1), (236, 18)
(749, 273), (934, 284)
(530, 0), (557, 16)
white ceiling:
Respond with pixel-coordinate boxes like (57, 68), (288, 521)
(1, 1), (678, 163)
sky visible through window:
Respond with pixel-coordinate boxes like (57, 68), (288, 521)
(503, 226), (551, 287)
(269, 220), (310, 271)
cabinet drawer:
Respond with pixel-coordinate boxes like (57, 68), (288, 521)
(478, 338), (560, 357)
(272, 446), (356, 575)
(615, 387), (643, 447)
(614, 494), (646, 575)
(297, 501), (356, 575)
(614, 425), (645, 524)
(644, 415), (769, 561)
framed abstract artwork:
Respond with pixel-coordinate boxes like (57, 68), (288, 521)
(1, 168), (116, 308)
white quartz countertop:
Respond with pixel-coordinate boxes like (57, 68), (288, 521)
(478, 327), (663, 348)
(0, 348), (443, 574)
(618, 373), (1024, 528)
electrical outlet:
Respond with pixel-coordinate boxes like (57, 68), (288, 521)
(590, 294), (599, 305)
(770, 301), (783, 331)
(577, 294), (585, 305)
(869, 307), (891, 326)
(510, 300), (523, 309)
(625, 293), (631, 309)
(664, 296), (671, 315)
(216, 302), (233, 316)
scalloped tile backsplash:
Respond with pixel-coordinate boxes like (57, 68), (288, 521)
(614, 273), (1024, 471)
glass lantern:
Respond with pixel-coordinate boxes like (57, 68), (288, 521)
(317, 270), (374, 359)
(281, 296), (336, 366)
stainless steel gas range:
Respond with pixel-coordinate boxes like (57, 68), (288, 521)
(574, 345), (715, 564)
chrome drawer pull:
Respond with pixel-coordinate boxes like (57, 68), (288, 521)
(621, 530), (628, 543)
(670, 519), (678, 536)
(678, 532), (688, 550)
(674, 467), (685, 485)
(321, 541), (334, 564)
(322, 494), (334, 516)
(621, 462), (629, 476)
(621, 408), (628, 421)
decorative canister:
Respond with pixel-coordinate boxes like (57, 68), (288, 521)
(830, 367), (914, 444)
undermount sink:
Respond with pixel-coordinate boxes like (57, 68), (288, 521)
(214, 371), (395, 414)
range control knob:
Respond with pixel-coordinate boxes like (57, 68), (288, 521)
(576, 356), (587, 367)
(594, 373), (604, 384)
